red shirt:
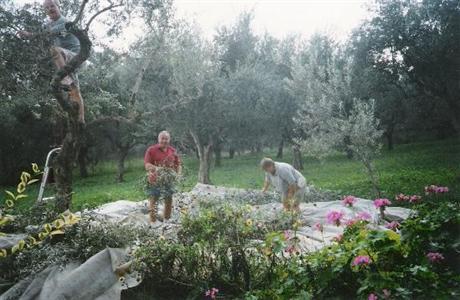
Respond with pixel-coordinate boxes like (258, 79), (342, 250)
(144, 144), (180, 183)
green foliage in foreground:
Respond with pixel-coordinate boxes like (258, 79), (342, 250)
(1, 185), (458, 299)
(128, 189), (459, 299)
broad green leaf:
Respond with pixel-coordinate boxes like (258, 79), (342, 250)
(27, 236), (37, 245)
(0, 249), (7, 257)
(5, 190), (15, 200)
(38, 232), (48, 240)
(18, 240), (25, 250)
(27, 179), (39, 185)
(11, 244), (19, 254)
(5, 199), (14, 208)
(20, 172), (31, 183)
(53, 219), (65, 229)
(17, 182), (26, 193)
(50, 230), (65, 236)
(43, 223), (52, 233)
(32, 163), (40, 173)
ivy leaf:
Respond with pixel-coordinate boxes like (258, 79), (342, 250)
(43, 223), (52, 233)
(5, 190), (15, 200)
(5, 199), (14, 208)
(17, 182), (26, 193)
(0, 249), (7, 257)
(27, 179), (40, 185)
(15, 194), (28, 200)
(50, 230), (65, 236)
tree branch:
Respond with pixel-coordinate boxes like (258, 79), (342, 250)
(72, 0), (90, 24)
(85, 3), (124, 31)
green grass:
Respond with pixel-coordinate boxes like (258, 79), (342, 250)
(2, 138), (459, 211)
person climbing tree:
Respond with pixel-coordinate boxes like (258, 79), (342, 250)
(19, 0), (85, 123)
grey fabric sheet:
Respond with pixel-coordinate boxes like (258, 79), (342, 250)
(1, 248), (131, 300)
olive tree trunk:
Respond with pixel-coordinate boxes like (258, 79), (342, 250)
(190, 130), (212, 184)
(292, 145), (304, 171)
(51, 22), (91, 212)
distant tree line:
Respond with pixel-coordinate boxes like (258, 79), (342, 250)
(1, 0), (458, 187)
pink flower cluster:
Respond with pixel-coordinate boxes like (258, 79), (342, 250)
(352, 255), (372, 267)
(426, 252), (444, 263)
(356, 211), (372, 221)
(425, 185), (449, 195)
(283, 230), (291, 241)
(342, 195), (357, 207)
(314, 222), (324, 232)
(368, 293), (378, 300)
(395, 193), (421, 203)
(368, 289), (391, 300)
(205, 288), (219, 299)
(284, 244), (297, 255)
(385, 221), (400, 231)
(326, 210), (344, 226)
(345, 219), (358, 227)
(374, 198), (391, 209)
(332, 234), (343, 243)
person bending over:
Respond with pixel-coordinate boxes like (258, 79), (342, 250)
(261, 157), (306, 212)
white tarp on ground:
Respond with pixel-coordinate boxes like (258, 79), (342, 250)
(87, 184), (411, 251)
(0, 248), (136, 300)
(1, 184), (412, 299)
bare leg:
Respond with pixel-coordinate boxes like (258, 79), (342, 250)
(282, 197), (291, 211)
(68, 85), (85, 123)
(50, 47), (85, 123)
(148, 196), (158, 223)
(164, 197), (173, 220)
(50, 46), (73, 85)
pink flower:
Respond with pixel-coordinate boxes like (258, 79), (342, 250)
(352, 255), (372, 267)
(332, 234), (343, 243)
(426, 252), (445, 263)
(396, 193), (410, 201)
(368, 293), (378, 300)
(425, 185), (449, 195)
(283, 230), (291, 240)
(409, 195), (421, 203)
(326, 210), (344, 226)
(345, 219), (358, 227)
(314, 222), (324, 232)
(205, 288), (219, 299)
(342, 195), (356, 207)
(374, 198), (391, 209)
(356, 211), (372, 221)
(284, 244), (296, 254)
(385, 221), (400, 231)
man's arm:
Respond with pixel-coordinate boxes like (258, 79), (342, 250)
(262, 178), (270, 192)
(18, 30), (34, 39)
(286, 184), (297, 199)
(144, 148), (155, 172)
(145, 162), (156, 172)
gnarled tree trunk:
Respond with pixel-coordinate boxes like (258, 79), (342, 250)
(214, 143), (222, 167)
(51, 22), (91, 212)
(292, 144), (304, 171)
(276, 138), (284, 159)
(190, 130), (212, 184)
(116, 146), (130, 183)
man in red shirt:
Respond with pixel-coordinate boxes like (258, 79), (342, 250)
(144, 131), (181, 223)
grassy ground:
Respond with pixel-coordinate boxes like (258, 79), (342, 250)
(2, 138), (459, 211)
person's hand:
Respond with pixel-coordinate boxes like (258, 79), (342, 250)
(18, 30), (33, 39)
